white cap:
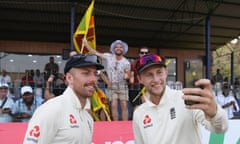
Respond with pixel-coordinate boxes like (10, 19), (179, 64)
(0, 83), (9, 88)
(21, 86), (33, 95)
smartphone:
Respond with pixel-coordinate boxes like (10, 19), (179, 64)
(184, 85), (203, 105)
(184, 97), (199, 105)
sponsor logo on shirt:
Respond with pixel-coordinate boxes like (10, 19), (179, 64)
(69, 114), (79, 128)
(143, 114), (153, 128)
(26, 125), (40, 143)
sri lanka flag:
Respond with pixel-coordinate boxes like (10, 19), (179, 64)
(73, 0), (96, 53)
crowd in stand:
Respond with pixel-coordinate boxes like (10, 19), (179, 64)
(1, 45), (240, 123)
(0, 56), (66, 123)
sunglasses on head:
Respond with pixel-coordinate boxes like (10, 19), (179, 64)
(72, 54), (100, 64)
(136, 54), (164, 70)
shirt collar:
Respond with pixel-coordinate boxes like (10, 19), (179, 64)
(144, 86), (171, 107)
(63, 87), (91, 110)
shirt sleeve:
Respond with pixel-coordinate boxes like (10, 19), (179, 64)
(133, 113), (145, 144)
(194, 104), (228, 133)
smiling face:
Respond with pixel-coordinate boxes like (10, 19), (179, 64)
(66, 66), (98, 99)
(22, 93), (34, 104)
(114, 43), (124, 56)
(138, 47), (149, 57)
(138, 65), (168, 100)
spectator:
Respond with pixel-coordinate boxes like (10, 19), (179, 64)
(213, 68), (224, 83)
(132, 54), (228, 144)
(44, 56), (59, 79)
(30, 69), (35, 78)
(215, 85), (239, 119)
(23, 54), (104, 143)
(33, 69), (44, 88)
(21, 70), (34, 87)
(12, 86), (42, 122)
(83, 38), (131, 121)
(0, 83), (15, 122)
(53, 73), (67, 96)
(129, 46), (149, 111)
(0, 69), (12, 85)
(33, 69), (45, 103)
(222, 77), (229, 88)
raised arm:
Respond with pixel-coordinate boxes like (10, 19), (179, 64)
(44, 74), (55, 101)
(82, 37), (104, 59)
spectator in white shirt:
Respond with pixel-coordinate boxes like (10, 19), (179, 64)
(0, 69), (12, 85)
(215, 85), (239, 119)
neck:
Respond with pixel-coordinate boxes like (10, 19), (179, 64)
(78, 96), (87, 109)
(149, 88), (165, 105)
(115, 55), (123, 60)
(150, 96), (161, 105)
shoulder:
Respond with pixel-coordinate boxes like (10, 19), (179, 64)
(5, 98), (15, 106)
(165, 86), (183, 98)
(103, 53), (112, 57)
(38, 96), (65, 113)
(131, 59), (138, 64)
(122, 57), (130, 64)
(133, 103), (148, 116)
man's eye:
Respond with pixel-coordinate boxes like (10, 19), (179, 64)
(145, 73), (152, 78)
(82, 71), (89, 75)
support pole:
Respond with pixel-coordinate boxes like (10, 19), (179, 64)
(231, 52), (234, 84)
(70, 1), (75, 51)
(205, 16), (211, 79)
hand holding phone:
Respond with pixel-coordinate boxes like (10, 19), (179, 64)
(182, 79), (218, 118)
(183, 85), (203, 106)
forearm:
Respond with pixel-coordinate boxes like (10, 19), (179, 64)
(85, 43), (97, 54)
(44, 80), (54, 101)
(99, 72), (110, 86)
(83, 38), (97, 54)
(82, 38), (104, 58)
(198, 104), (228, 133)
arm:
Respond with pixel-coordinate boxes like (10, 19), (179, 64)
(99, 71), (111, 88)
(133, 113), (145, 144)
(129, 71), (134, 84)
(23, 105), (59, 143)
(183, 79), (228, 133)
(44, 75), (55, 101)
(82, 37), (104, 59)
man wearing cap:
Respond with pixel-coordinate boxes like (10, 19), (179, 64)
(0, 83), (15, 122)
(132, 54), (228, 144)
(12, 86), (42, 122)
(83, 38), (130, 121)
(23, 54), (104, 144)
(215, 85), (239, 119)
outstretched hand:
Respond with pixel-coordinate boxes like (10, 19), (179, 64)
(182, 79), (217, 118)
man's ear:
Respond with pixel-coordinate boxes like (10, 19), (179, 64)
(137, 75), (143, 84)
(165, 67), (169, 75)
(65, 72), (73, 82)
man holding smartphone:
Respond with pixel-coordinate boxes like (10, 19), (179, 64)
(0, 83), (15, 122)
(132, 54), (228, 144)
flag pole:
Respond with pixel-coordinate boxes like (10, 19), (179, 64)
(80, 35), (86, 54)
